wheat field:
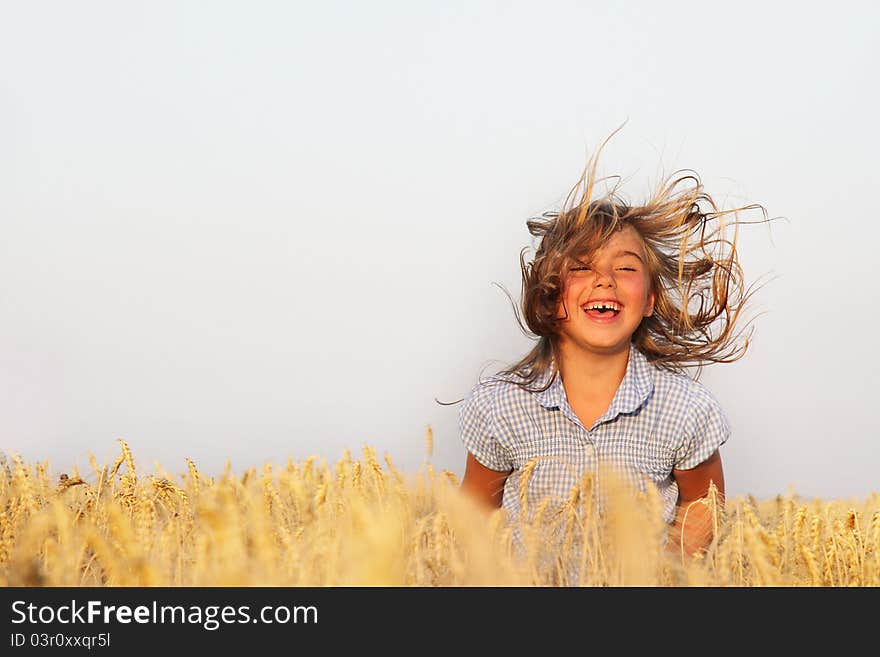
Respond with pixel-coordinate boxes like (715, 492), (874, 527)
(1, 436), (877, 587)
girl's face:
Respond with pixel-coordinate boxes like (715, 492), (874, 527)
(555, 224), (656, 356)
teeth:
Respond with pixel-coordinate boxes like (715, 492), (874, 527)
(584, 301), (621, 312)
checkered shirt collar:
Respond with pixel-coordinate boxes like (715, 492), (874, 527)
(534, 343), (654, 416)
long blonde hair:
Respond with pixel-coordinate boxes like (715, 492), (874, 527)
(490, 137), (777, 394)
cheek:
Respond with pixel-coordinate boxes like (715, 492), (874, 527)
(562, 278), (586, 302)
(626, 275), (651, 299)
(556, 279), (582, 315)
(631, 283), (649, 300)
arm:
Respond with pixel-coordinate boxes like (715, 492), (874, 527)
(460, 452), (511, 513)
(669, 449), (725, 558)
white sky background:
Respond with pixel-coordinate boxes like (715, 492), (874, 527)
(1, 1), (877, 500)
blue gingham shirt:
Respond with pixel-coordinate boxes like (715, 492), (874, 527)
(459, 342), (730, 525)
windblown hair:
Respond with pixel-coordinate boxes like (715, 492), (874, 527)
(493, 140), (775, 393)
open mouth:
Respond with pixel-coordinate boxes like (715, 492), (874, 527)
(582, 305), (621, 322)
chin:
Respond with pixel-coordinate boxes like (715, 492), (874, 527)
(582, 340), (630, 353)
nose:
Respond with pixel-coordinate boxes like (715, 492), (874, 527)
(593, 266), (616, 288)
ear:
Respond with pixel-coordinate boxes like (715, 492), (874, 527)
(645, 290), (655, 317)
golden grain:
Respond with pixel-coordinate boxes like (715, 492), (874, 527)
(1, 444), (877, 587)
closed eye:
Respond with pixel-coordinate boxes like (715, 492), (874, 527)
(570, 266), (636, 271)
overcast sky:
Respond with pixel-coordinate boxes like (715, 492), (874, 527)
(1, 1), (877, 500)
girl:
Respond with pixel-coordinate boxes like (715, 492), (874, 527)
(458, 142), (771, 559)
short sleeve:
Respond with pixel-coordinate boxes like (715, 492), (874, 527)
(458, 381), (514, 472)
(674, 384), (731, 471)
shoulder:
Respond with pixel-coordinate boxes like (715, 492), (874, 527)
(689, 378), (727, 412)
(461, 374), (502, 407)
(641, 360), (729, 430)
(459, 369), (554, 431)
(461, 371), (535, 412)
(643, 359), (723, 407)
(467, 362), (554, 398)
(675, 376), (731, 441)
